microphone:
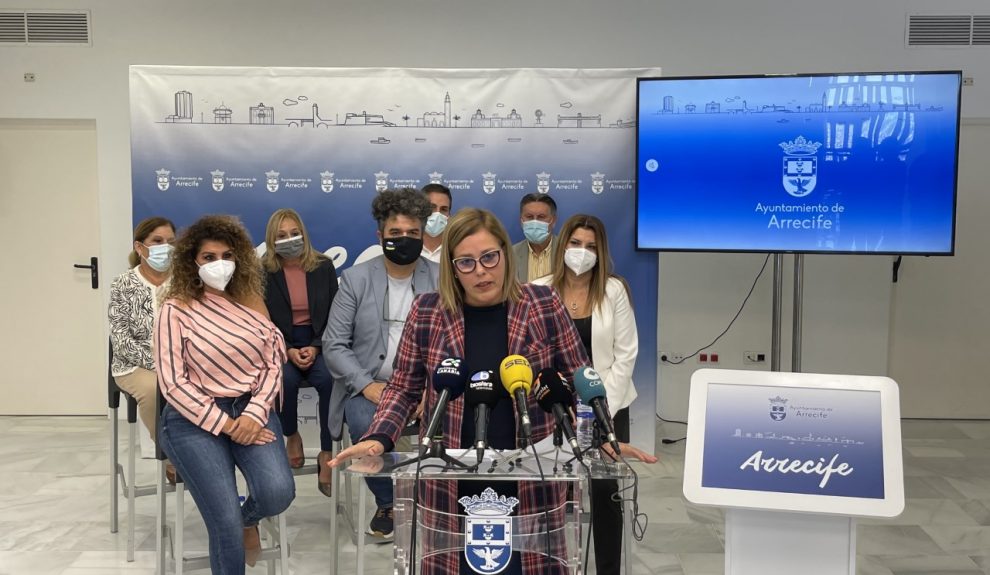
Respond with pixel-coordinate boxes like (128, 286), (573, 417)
(499, 355), (534, 441)
(573, 365), (622, 455)
(463, 370), (502, 460)
(420, 357), (467, 455)
(533, 369), (582, 460)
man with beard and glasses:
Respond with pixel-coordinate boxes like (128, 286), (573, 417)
(323, 188), (438, 539)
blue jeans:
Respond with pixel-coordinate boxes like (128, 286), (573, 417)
(280, 326), (334, 451)
(160, 395), (296, 575)
(344, 394), (393, 509)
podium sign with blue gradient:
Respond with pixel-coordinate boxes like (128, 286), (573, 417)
(684, 369), (904, 518)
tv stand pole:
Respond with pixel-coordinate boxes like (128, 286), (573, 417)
(771, 254), (784, 371)
(770, 253), (804, 374)
(793, 253), (804, 372)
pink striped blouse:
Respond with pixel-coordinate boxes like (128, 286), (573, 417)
(155, 292), (287, 435)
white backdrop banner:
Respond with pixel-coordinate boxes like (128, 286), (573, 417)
(129, 66), (659, 450)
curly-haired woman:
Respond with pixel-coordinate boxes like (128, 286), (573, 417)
(155, 215), (295, 573)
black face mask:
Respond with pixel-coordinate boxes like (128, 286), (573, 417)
(382, 236), (423, 266)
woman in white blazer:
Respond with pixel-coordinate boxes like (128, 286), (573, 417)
(532, 214), (638, 426)
(532, 213), (638, 575)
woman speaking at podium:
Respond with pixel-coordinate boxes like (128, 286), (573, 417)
(331, 207), (589, 574)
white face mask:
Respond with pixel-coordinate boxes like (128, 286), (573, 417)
(564, 248), (597, 276)
(425, 212), (448, 238)
(198, 260), (236, 291)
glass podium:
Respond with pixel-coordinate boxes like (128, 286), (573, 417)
(340, 448), (634, 575)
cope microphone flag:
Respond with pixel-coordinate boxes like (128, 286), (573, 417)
(534, 368), (583, 460)
(420, 357), (467, 455)
(573, 365), (622, 454)
(499, 355), (534, 441)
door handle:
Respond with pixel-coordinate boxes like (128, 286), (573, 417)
(73, 256), (99, 289)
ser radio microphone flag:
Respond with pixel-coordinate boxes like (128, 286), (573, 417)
(499, 354), (534, 441)
(533, 368), (583, 461)
(420, 357), (467, 455)
(573, 365), (622, 454)
(463, 369), (501, 461)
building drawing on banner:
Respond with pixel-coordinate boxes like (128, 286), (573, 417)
(343, 111), (395, 127)
(557, 112), (601, 128)
(286, 103), (333, 128)
(417, 92), (453, 127)
(250, 102), (275, 124)
(165, 91), (193, 123)
(470, 107), (523, 128)
(213, 104), (232, 124)
(154, 87), (634, 133)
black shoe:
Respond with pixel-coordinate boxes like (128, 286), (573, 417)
(368, 506), (394, 539)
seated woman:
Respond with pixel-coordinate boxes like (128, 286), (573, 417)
(155, 215), (295, 572)
(533, 214), (640, 575)
(108, 216), (176, 477)
(262, 208), (338, 496)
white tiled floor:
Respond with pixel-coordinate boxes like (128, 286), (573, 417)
(3, 416), (990, 574)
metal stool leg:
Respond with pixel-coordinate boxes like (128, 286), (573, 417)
(127, 417), (138, 561)
(279, 513), (289, 575)
(110, 407), (119, 534)
(156, 460), (167, 575)
(175, 483), (185, 575)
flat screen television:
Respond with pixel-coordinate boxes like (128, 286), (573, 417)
(636, 71), (962, 254)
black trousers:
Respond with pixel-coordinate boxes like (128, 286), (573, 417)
(591, 407), (630, 575)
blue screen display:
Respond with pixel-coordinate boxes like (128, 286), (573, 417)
(636, 72), (961, 254)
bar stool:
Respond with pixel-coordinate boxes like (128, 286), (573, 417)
(154, 390), (290, 575)
(108, 341), (163, 561)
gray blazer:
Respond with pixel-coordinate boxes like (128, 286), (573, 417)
(511, 234), (558, 283)
(322, 255), (439, 440)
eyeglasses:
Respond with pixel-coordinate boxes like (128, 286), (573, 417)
(452, 250), (501, 274)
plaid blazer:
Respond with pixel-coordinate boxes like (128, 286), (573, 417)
(365, 283), (590, 574)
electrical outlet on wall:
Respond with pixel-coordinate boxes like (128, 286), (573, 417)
(744, 351), (767, 364)
(660, 351), (686, 364)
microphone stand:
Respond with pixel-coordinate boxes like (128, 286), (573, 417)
(392, 438), (477, 472)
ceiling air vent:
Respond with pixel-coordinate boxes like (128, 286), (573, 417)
(0, 10), (90, 45)
(974, 15), (990, 46)
(0, 11), (27, 43)
(907, 14), (973, 46)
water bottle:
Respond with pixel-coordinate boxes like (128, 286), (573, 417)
(575, 399), (596, 455)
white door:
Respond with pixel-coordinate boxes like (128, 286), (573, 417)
(0, 119), (104, 414)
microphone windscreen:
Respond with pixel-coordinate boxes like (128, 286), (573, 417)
(533, 368), (574, 413)
(572, 365), (607, 403)
(433, 357), (468, 400)
(464, 370), (502, 408)
(499, 355), (533, 395)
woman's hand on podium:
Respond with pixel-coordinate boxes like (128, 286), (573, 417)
(601, 442), (659, 464)
(328, 440), (386, 468)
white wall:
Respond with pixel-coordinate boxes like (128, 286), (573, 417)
(2, 0), (989, 420)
